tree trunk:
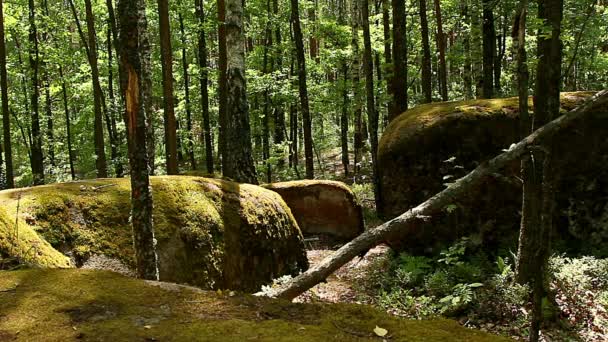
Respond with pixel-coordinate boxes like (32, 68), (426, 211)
(222, 0), (258, 184)
(218, 0), (227, 172)
(433, 0), (448, 101)
(82, 0), (108, 178)
(157, 0), (178, 175)
(44, 73), (55, 168)
(362, 0), (382, 212)
(259, 90), (608, 300)
(262, 0), (272, 183)
(272, 0), (285, 169)
(291, 0), (314, 179)
(28, 0), (44, 185)
(382, 0), (393, 113)
(390, 0), (408, 119)
(178, 13), (196, 171)
(481, 0), (495, 99)
(0, 0), (13, 188)
(516, 0), (563, 340)
(118, 0), (159, 281)
(195, 0), (213, 174)
(59, 66), (76, 180)
(418, 0), (433, 104)
(340, 62), (349, 178)
(462, 1), (473, 100)
(351, 0), (363, 177)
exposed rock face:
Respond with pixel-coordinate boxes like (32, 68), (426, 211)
(264, 180), (364, 240)
(0, 176), (308, 292)
(378, 92), (608, 254)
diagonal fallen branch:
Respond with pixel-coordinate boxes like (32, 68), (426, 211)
(258, 90), (608, 300)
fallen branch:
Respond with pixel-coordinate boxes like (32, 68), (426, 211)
(258, 90), (608, 300)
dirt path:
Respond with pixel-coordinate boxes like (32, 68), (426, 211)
(294, 238), (390, 304)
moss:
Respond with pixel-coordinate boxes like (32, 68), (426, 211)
(0, 176), (308, 291)
(377, 91), (608, 253)
(379, 92), (597, 160)
(0, 269), (508, 341)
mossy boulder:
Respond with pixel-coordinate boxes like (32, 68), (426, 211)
(264, 180), (364, 240)
(0, 269), (508, 341)
(0, 176), (308, 291)
(378, 92), (608, 254)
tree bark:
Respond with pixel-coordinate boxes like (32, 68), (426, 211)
(179, 13), (196, 171)
(390, 0), (408, 119)
(291, 0), (314, 179)
(28, 0), (44, 185)
(351, 0), (363, 177)
(218, 0), (227, 172)
(433, 0), (448, 101)
(222, 0), (258, 184)
(118, 0), (159, 281)
(59, 66), (76, 180)
(157, 0), (178, 175)
(381, 0), (393, 112)
(272, 0), (285, 169)
(482, 0), (495, 99)
(259, 90), (608, 300)
(262, 0), (272, 183)
(82, 0), (109, 178)
(0, 0), (13, 188)
(462, 1), (473, 100)
(195, 0), (213, 174)
(417, 0), (432, 104)
(362, 0), (382, 213)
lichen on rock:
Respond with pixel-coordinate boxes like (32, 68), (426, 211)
(0, 176), (308, 292)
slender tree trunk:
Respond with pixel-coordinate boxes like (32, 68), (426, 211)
(107, 25), (124, 177)
(43, 73), (55, 168)
(82, 0), (108, 178)
(289, 51), (299, 170)
(390, 0), (408, 119)
(362, 0), (382, 210)
(59, 66), (76, 180)
(218, 0), (227, 172)
(0, 0), (13, 188)
(517, 0), (563, 340)
(481, 0), (495, 99)
(341, 62), (349, 178)
(382, 0), (393, 113)
(351, 0), (363, 177)
(222, 0), (258, 183)
(195, 0), (213, 174)
(291, 0), (314, 179)
(28, 0), (44, 185)
(433, 0), (448, 101)
(262, 0), (272, 183)
(272, 0), (285, 169)
(179, 13), (196, 171)
(118, 0), (159, 281)
(462, 1), (473, 100)
(418, 0), (432, 104)
(157, 0), (178, 174)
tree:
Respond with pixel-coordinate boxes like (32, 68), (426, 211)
(117, 0), (159, 280)
(195, 0), (213, 174)
(390, 0), (408, 120)
(157, 0), (178, 175)
(221, 0), (258, 183)
(516, 0), (563, 340)
(419, 0), (432, 103)
(482, 0), (495, 99)
(290, 0), (314, 179)
(178, 13), (196, 171)
(28, 0), (44, 185)
(0, 0), (13, 188)
(433, 0), (448, 101)
(361, 0), (382, 212)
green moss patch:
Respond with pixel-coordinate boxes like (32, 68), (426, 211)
(0, 269), (508, 341)
(0, 176), (308, 291)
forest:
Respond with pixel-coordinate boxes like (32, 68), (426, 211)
(0, 0), (607, 340)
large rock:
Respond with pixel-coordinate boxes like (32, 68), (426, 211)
(378, 92), (608, 254)
(264, 180), (364, 240)
(0, 176), (308, 291)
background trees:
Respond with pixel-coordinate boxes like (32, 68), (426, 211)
(0, 0), (604, 190)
